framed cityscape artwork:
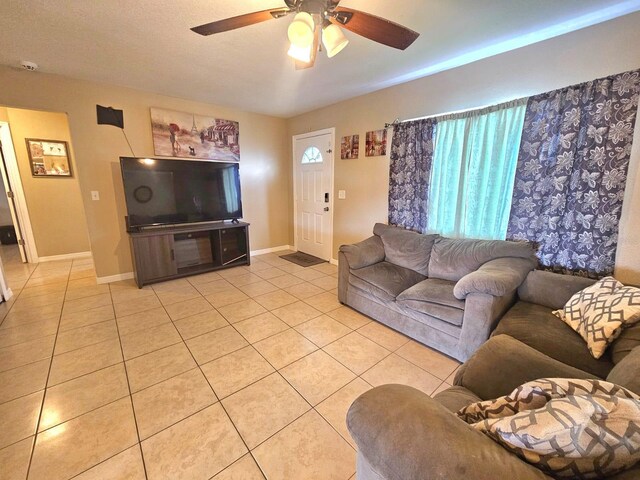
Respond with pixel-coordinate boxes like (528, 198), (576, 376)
(340, 134), (359, 159)
(150, 107), (240, 162)
(365, 129), (388, 157)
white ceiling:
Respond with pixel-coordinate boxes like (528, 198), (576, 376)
(1, 0), (639, 118)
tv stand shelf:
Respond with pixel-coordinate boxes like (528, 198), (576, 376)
(128, 221), (250, 288)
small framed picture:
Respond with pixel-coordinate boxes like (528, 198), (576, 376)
(340, 134), (359, 159)
(26, 139), (73, 177)
(365, 129), (388, 157)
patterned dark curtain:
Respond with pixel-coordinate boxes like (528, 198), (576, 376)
(507, 70), (640, 277)
(388, 118), (437, 232)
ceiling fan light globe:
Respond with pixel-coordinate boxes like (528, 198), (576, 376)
(322, 24), (349, 58)
(287, 12), (315, 47)
(287, 43), (312, 63)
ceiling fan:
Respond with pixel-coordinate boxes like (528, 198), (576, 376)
(191, 0), (419, 69)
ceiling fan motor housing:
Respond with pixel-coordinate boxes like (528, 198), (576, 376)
(286, 0), (340, 18)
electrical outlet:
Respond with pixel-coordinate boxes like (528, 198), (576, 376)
(91, 191), (100, 201)
(338, 190), (346, 199)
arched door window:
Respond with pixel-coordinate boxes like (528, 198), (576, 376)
(301, 146), (323, 164)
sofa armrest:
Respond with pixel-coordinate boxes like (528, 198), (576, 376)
(454, 257), (536, 300)
(456, 292), (516, 361)
(455, 334), (598, 400)
(347, 384), (550, 480)
(339, 236), (385, 270)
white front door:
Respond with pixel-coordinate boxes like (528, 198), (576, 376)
(293, 130), (334, 260)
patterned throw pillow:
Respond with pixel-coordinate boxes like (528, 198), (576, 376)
(457, 378), (640, 479)
(553, 277), (640, 359)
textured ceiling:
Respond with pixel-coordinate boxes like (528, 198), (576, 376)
(1, 0), (639, 117)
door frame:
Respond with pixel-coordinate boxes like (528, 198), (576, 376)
(0, 122), (39, 263)
(292, 128), (335, 262)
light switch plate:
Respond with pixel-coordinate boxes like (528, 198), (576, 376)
(338, 190), (346, 199)
(91, 191), (100, 201)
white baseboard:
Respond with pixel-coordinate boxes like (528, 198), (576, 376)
(96, 272), (134, 285)
(330, 258), (338, 266)
(38, 251), (92, 263)
(251, 245), (294, 256)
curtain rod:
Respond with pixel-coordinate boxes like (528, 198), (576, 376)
(384, 96), (528, 129)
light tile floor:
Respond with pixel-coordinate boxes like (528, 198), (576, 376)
(0, 248), (461, 480)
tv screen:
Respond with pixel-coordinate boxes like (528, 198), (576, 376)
(120, 157), (243, 229)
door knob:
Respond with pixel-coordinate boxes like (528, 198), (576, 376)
(324, 207), (329, 212)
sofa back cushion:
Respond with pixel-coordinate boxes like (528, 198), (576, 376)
(518, 270), (596, 310)
(516, 271), (640, 363)
(373, 223), (438, 276)
(340, 235), (385, 270)
(428, 237), (536, 282)
(608, 347), (640, 395)
(611, 324), (640, 365)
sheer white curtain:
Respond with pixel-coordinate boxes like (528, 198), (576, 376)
(427, 100), (527, 239)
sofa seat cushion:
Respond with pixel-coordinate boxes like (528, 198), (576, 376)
(397, 278), (465, 326)
(350, 262), (426, 302)
(434, 386), (482, 413)
(494, 301), (614, 378)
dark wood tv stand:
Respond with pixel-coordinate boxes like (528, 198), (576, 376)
(128, 221), (250, 288)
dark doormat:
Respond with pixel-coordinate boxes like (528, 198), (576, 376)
(280, 251), (326, 267)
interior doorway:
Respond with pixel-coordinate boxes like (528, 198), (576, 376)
(292, 128), (335, 261)
(0, 107), (93, 300)
(0, 122), (35, 264)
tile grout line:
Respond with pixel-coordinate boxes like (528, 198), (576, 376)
(207, 296), (361, 463)
(24, 261), (74, 480)
(108, 281), (151, 480)
(6, 257), (444, 479)
(66, 444), (139, 480)
(200, 259), (358, 452)
(211, 343), (359, 473)
(158, 289), (272, 480)
(0, 360), (119, 409)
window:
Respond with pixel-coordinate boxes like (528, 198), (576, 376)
(301, 146), (323, 164)
(427, 101), (527, 239)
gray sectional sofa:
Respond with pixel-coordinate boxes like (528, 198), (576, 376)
(338, 223), (537, 361)
(346, 270), (640, 480)
(347, 271), (640, 480)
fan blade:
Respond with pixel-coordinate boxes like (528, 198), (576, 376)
(191, 7), (290, 36)
(330, 7), (419, 50)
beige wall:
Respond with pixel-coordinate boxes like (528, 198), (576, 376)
(287, 12), (640, 284)
(0, 69), (290, 279)
(2, 108), (91, 258)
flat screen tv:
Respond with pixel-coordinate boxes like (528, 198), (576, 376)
(120, 157), (242, 230)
